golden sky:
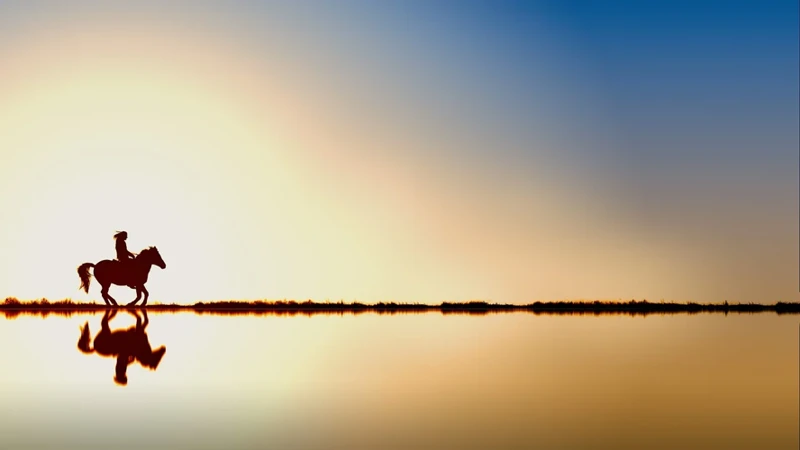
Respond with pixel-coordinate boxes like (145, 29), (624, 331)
(0, 3), (796, 304)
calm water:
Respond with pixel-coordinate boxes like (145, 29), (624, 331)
(0, 311), (796, 450)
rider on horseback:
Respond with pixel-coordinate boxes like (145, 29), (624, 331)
(77, 232), (165, 306)
(114, 231), (135, 266)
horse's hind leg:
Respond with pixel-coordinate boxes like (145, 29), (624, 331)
(99, 285), (110, 306)
(127, 287), (142, 307)
(101, 284), (118, 307)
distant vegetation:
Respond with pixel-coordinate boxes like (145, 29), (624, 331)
(2, 297), (799, 318)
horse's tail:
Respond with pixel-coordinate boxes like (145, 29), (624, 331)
(77, 322), (94, 353)
(78, 263), (95, 294)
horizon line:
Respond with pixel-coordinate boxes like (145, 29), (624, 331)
(2, 298), (800, 318)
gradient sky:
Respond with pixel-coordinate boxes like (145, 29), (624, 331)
(0, 1), (796, 303)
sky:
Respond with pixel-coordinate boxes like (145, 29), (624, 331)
(0, 0), (796, 304)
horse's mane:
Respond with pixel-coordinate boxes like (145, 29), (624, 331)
(136, 246), (157, 258)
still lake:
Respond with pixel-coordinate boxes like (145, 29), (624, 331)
(0, 311), (796, 450)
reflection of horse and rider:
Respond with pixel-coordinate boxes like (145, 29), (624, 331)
(78, 309), (166, 386)
(77, 231), (167, 307)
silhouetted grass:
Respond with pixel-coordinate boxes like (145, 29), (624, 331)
(2, 297), (799, 318)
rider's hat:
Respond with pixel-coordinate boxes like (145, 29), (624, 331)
(114, 231), (128, 240)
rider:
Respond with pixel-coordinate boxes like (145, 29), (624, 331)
(114, 231), (136, 266)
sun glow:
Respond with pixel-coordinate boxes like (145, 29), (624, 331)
(0, 18), (710, 304)
(1, 5), (793, 305)
(0, 23), (301, 303)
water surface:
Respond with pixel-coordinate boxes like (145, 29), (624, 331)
(0, 311), (796, 449)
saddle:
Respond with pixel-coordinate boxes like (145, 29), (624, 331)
(115, 258), (134, 267)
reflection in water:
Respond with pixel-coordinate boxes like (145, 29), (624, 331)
(0, 312), (795, 449)
(77, 309), (166, 385)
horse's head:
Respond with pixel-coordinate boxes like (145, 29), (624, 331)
(141, 346), (167, 370)
(141, 246), (166, 269)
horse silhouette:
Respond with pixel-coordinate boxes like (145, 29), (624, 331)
(77, 309), (166, 386)
(77, 246), (166, 307)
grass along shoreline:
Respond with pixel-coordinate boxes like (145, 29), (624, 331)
(2, 297), (799, 316)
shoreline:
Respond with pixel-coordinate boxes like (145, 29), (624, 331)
(2, 298), (799, 316)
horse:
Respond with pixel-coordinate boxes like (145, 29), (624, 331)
(78, 309), (166, 386)
(77, 246), (166, 307)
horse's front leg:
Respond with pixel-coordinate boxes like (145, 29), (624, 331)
(126, 287), (142, 307)
(128, 309), (142, 326)
(141, 286), (149, 306)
